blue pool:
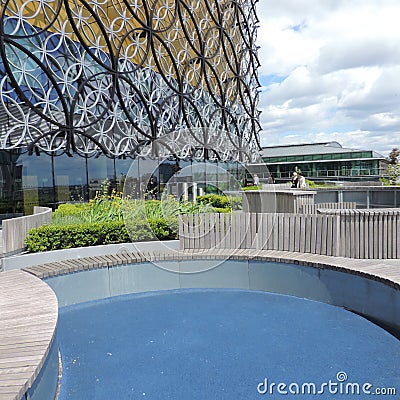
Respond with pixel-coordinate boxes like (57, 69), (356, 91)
(58, 289), (400, 399)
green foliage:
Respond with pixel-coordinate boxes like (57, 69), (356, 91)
(388, 148), (400, 164)
(242, 185), (261, 191)
(196, 194), (242, 210)
(197, 194), (228, 208)
(53, 193), (214, 226)
(25, 222), (130, 252)
(385, 164), (400, 185)
(51, 203), (88, 225)
(34, 192), (214, 252)
(52, 188), (124, 225)
(26, 218), (179, 253)
(305, 179), (316, 188)
(304, 179), (337, 188)
(212, 207), (232, 213)
(379, 177), (389, 185)
(53, 203), (88, 216)
(229, 196), (242, 210)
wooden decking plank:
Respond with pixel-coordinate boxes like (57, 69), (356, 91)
(0, 270), (57, 400)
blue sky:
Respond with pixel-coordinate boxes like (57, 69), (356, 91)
(256, 0), (400, 156)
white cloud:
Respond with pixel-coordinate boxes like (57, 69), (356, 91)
(256, 0), (400, 155)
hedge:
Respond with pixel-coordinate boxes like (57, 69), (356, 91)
(25, 219), (178, 253)
(196, 194), (242, 210)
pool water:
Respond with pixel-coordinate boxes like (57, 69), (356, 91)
(58, 289), (400, 399)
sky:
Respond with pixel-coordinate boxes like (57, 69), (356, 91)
(256, 0), (400, 156)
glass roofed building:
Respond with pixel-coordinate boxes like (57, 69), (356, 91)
(0, 0), (261, 215)
(259, 142), (388, 182)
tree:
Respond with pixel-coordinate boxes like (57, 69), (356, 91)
(387, 164), (400, 184)
(388, 148), (400, 164)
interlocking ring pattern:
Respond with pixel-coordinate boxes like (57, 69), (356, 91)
(0, 0), (261, 162)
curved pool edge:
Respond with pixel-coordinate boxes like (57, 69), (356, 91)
(1, 247), (400, 399)
(40, 250), (400, 334)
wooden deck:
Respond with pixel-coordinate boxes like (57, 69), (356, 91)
(0, 270), (58, 400)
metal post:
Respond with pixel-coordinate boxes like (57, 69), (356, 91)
(183, 182), (188, 201)
(193, 182), (197, 203)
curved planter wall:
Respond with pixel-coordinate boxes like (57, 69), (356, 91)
(1, 206), (52, 257)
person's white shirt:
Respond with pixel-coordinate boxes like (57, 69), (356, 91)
(299, 175), (306, 189)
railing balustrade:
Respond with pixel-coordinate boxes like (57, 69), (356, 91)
(179, 210), (400, 259)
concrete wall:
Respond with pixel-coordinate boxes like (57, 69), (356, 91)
(242, 190), (316, 213)
(1, 206), (52, 256)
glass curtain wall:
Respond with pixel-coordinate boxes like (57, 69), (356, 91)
(0, 149), (245, 216)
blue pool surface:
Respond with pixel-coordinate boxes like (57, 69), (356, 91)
(58, 289), (400, 399)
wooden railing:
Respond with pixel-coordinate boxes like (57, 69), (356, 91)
(300, 202), (356, 214)
(178, 210), (400, 259)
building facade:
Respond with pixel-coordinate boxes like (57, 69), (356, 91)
(259, 142), (387, 182)
(0, 0), (261, 215)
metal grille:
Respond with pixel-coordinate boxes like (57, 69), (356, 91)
(0, 0), (261, 161)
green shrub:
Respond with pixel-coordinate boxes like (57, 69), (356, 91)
(53, 195), (214, 227)
(196, 194), (241, 210)
(242, 185), (261, 191)
(52, 203), (89, 225)
(212, 207), (232, 213)
(305, 179), (316, 188)
(25, 218), (178, 253)
(39, 195), (213, 252)
(25, 222), (130, 252)
(228, 196), (242, 210)
(124, 216), (178, 242)
(197, 194), (229, 208)
(53, 203), (88, 216)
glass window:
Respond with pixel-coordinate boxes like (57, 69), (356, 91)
(115, 156), (134, 194)
(53, 152), (87, 202)
(17, 150), (54, 214)
(0, 149), (25, 215)
(87, 154), (115, 199)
